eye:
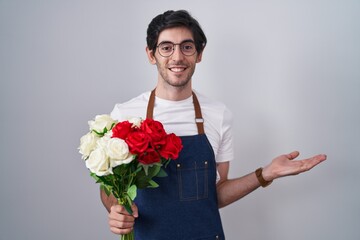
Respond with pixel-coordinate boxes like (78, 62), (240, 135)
(181, 42), (195, 52)
(159, 43), (173, 52)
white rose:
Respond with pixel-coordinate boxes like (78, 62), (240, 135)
(104, 131), (113, 139)
(106, 138), (134, 168)
(88, 114), (117, 134)
(128, 117), (143, 128)
(86, 147), (112, 176)
(79, 132), (99, 159)
(106, 138), (129, 159)
(111, 155), (134, 168)
(97, 133), (111, 148)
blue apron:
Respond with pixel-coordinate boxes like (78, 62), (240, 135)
(134, 90), (225, 240)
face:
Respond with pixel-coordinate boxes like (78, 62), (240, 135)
(146, 27), (203, 89)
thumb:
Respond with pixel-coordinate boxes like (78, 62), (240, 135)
(131, 203), (139, 218)
(287, 151), (300, 160)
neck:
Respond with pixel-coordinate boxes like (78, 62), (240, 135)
(155, 81), (193, 101)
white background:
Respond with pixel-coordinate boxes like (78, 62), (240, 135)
(1, 0), (359, 239)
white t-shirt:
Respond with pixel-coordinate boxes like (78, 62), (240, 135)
(110, 90), (234, 163)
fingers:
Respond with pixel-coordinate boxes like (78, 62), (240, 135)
(110, 204), (139, 217)
(316, 154), (327, 162)
(271, 152), (327, 178)
(302, 154), (327, 171)
(286, 154), (327, 176)
(109, 219), (134, 235)
(108, 204), (138, 235)
(110, 204), (129, 215)
(309, 154), (327, 164)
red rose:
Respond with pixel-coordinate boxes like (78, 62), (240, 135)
(140, 119), (167, 148)
(112, 121), (133, 139)
(126, 131), (151, 154)
(158, 133), (183, 160)
(138, 148), (161, 165)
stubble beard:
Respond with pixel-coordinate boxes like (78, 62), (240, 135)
(156, 62), (196, 89)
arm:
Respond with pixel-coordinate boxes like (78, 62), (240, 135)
(100, 189), (138, 235)
(216, 162), (260, 208)
(216, 151), (327, 208)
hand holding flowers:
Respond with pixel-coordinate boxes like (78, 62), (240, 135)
(79, 114), (182, 240)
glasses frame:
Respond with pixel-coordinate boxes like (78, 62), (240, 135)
(156, 40), (197, 57)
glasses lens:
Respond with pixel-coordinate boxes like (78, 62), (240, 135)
(180, 42), (196, 56)
(157, 41), (196, 57)
(158, 42), (174, 57)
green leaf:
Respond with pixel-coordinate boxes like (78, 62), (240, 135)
(133, 166), (143, 175)
(134, 165), (164, 189)
(118, 196), (133, 215)
(148, 179), (159, 188)
(127, 185), (137, 200)
(134, 176), (150, 189)
(156, 168), (168, 177)
(142, 165), (149, 175)
(90, 172), (102, 183)
(113, 164), (125, 176)
(163, 159), (171, 168)
(123, 200), (133, 215)
(90, 172), (98, 179)
(149, 165), (161, 177)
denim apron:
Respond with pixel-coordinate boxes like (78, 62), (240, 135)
(133, 90), (225, 240)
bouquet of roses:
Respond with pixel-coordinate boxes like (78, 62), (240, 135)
(78, 114), (182, 240)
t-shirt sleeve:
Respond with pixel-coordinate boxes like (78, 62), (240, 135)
(110, 104), (122, 121)
(215, 106), (234, 163)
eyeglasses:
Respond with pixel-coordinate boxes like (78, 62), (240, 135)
(156, 41), (197, 57)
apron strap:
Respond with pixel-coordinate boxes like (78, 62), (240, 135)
(146, 89), (205, 135)
(192, 91), (205, 135)
(146, 89), (156, 119)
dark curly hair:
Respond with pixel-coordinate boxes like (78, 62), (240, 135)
(146, 10), (207, 54)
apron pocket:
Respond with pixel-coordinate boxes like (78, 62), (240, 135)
(177, 160), (209, 201)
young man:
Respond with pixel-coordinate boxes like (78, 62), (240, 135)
(101, 10), (326, 239)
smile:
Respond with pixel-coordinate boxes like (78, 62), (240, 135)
(169, 67), (187, 72)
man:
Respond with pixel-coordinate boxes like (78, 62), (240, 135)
(101, 10), (326, 239)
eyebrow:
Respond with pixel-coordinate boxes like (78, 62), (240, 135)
(158, 39), (195, 45)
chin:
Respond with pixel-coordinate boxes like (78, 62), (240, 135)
(166, 79), (191, 88)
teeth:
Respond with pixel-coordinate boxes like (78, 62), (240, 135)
(170, 68), (185, 72)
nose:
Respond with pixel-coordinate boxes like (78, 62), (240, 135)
(170, 45), (185, 61)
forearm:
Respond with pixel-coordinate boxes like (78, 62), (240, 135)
(100, 189), (118, 213)
(216, 172), (261, 208)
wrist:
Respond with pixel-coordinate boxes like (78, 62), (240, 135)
(255, 167), (273, 188)
(261, 166), (273, 182)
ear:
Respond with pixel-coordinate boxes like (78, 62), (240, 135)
(146, 47), (157, 64)
(196, 48), (204, 63)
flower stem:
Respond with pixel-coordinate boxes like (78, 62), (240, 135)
(121, 230), (134, 240)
